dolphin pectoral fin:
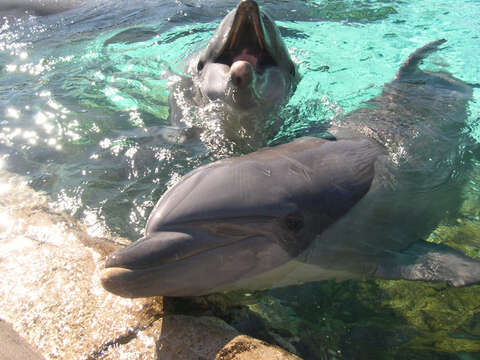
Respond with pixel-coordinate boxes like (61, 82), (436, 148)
(375, 241), (480, 287)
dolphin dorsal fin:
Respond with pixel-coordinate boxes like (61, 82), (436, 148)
(394, 39), (447, 80)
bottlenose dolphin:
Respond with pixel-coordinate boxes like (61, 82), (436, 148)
(101, 40), (480, 297)
(0, 0), (85, 16)
(169, 0), (299, 152)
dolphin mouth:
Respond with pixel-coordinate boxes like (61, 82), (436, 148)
(100, 227), (291, 298)
(216, 0), (276, 70)
(103, 230), (248, 271)
(100, 230), (247, 297)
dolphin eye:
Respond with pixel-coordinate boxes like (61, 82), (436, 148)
(285, 212), (304, 232)
(197, 60), (204, 72)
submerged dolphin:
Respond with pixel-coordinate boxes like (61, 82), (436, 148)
(101, 40), (480, 297)
(192, 0), (298, 110)
(0, 0), (85, 16)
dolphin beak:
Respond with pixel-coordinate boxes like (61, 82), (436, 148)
(100, 230), (240, 297)
(215, 0), (276, 69)
(228, 0), (265, 52)
(100, 228), (292, 298)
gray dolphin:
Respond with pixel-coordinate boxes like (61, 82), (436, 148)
(191, 0), (298, 110)
(168, 0), (300, 152)
(101, 39), (480, 297)
(0, 0), (85, 16)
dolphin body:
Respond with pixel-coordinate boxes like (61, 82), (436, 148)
(169, 0), (299, 151)
(101, 40), (480, 297)
(0, 0), (85, 16)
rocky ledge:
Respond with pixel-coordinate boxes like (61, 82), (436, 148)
(0, 170), (300, 360)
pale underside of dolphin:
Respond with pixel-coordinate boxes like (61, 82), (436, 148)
(101, 39), (480, 298)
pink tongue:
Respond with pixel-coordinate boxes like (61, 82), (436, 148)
(233, 49), (258, 68)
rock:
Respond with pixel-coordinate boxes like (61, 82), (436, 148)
(217, 335), (301, 360)
(0, 170), (300, 360)
(0, 318), (45, 360)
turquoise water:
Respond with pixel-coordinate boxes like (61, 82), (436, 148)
(1, 0), (480, 358)
(1, 0), (479, 238)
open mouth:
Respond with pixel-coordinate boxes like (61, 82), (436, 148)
(216, 0), (276, 70)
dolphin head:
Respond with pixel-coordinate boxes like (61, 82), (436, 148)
(100, 166), (306, 298)
(101, 138), (379, 298)
(193, 0), (298, 109)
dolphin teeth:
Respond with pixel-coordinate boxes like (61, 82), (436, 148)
(251, 12), (265, 51)
(225, 0), (265, 58)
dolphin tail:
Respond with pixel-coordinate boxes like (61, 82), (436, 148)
(393, 39), (447, 80)
(375, 241), (480, 287)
